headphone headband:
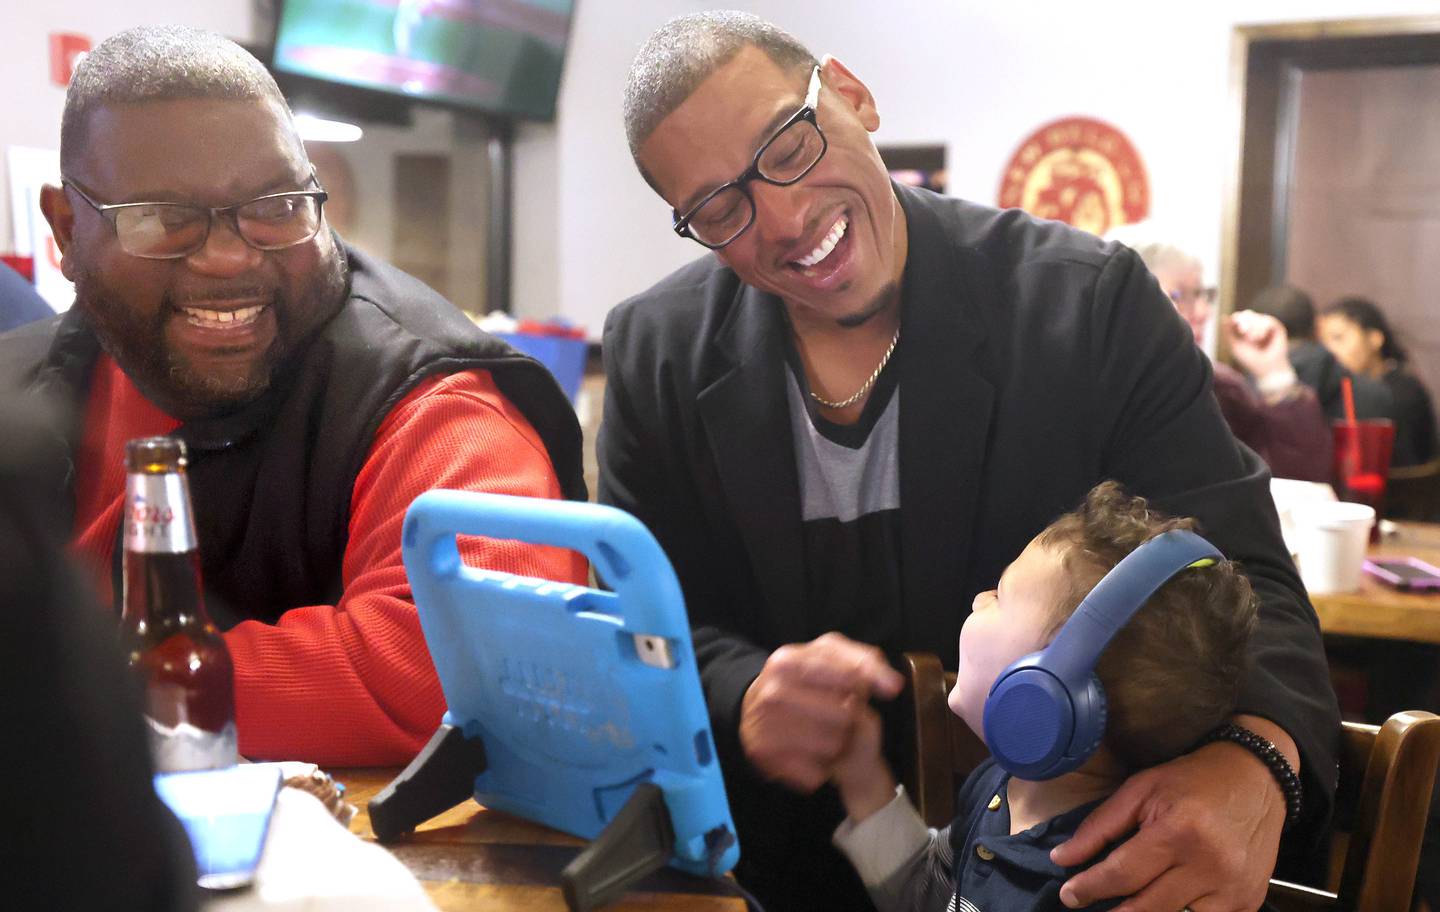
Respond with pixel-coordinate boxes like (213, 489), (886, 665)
(1043, 528), (1221, 687)
(982, 526), (1223, 779)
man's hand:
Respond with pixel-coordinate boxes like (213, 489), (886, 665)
(1226, 311), (1294, 393)
(739, 632), (904, 793)
(1050, 732), (1290, 911)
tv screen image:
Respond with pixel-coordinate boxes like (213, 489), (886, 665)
(272, 0), (574, 120)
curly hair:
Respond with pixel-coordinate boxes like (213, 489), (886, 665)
(1036, 482), (1257, 770)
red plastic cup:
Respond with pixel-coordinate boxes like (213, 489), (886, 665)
(1331, 420), (1395, 534)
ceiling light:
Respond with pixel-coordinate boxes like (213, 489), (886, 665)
(294, 113), (363, 143)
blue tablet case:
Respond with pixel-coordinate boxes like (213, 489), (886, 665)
(395, 490), (739, 881)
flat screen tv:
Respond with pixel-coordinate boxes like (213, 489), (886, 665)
(271, 0), (575, 121)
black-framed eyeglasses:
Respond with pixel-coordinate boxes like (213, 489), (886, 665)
(62, 175), (329, 260)
(672, 66), (827, 250)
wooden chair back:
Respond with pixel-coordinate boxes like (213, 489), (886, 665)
(901, 651), (1440, 912)
(1386, 458), (1440, 522)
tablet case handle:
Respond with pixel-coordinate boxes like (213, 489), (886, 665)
(402, 491), (688, 636)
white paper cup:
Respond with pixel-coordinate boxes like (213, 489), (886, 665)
(1291, 502), (1376, 594)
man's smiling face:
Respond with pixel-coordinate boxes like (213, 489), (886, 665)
(639, 47), (907, 330)
(49, 96), (347, 419)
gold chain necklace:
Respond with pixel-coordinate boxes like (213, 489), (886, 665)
(809, 327), (901, 410)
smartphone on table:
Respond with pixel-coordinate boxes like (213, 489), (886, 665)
(152, 764), (282, 890)
(1362, 557), (1440, 591)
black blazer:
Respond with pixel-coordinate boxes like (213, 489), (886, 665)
(599, 184), (1339, 842)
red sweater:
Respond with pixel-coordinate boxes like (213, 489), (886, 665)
(73, 355), (587, 765)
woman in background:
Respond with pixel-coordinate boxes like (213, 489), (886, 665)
(1320, 296), (1438, 467)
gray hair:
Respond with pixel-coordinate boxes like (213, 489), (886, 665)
(623, 11), (816, 160)
(1102, 222), (1199, 276)
(61, 25), (294, 173)
(1131, 241), (1200, 277)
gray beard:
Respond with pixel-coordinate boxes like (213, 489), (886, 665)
(72, 252), (348, 420)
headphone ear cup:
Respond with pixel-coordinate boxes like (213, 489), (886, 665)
(983, 656), (1075, 779)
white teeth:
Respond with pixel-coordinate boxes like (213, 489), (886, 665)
(794, 215), (848, 268)
(182, 304), (266, 328)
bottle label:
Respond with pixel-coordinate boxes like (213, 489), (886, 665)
(146, 715), (239, 772)
(125, 474), (199, 553)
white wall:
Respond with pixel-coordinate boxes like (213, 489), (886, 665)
(8, 1), (1439, 331)
(329, 106), (493, 315)
(516, 0), (1440, 336)
(1, 3), (493, 314)
(1, 1), (255, 251)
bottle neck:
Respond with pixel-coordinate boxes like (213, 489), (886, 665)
(121, 470), (208, 630)
(124, 471), (198, 554)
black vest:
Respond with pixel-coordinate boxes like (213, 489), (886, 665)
(0, 243), (586, 629)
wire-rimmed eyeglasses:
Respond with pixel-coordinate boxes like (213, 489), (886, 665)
(62, 177), (329, 260)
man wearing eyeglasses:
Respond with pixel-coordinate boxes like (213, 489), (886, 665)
(0, 26), (586, 767)
(599, 12), (1338, 912)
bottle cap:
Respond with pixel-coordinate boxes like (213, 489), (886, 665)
(126, 436), (188, 474)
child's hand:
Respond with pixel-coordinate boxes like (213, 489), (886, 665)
(830, 697), (897, 823)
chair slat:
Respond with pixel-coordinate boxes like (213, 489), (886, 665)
(900, 651), (1440, 912)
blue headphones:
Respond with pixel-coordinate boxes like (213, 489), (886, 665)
(982, 528), (1221, 780)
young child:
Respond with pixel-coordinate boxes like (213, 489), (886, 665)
(830, 482), (1258, 911)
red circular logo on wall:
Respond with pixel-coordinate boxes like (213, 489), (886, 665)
(996, 117), (1149, 236)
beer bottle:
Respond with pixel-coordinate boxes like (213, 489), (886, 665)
(119, 436), (237, 771)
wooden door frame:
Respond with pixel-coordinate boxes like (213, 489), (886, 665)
(1220, 16), (1440, 348)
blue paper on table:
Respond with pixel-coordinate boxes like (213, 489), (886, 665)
(154, 764), (282, 890)
(400, 490), (740, 878)
(495, 331), (587, 402)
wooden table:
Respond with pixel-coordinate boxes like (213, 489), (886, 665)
(335, 768), (745, 912)
(1310, 521), (1440, 645)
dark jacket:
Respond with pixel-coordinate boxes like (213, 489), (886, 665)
(1, 397), (198, 912)
(1211, 361), (1332, 482)
(599, 185), (1340, 909)
(1383, 366), (1438, 468)
(0, 242), (585, 628)
(1290, 340), (1393, 423)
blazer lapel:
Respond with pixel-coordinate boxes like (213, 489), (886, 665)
(896, 187), (995, 657)
(696, 285), (810, 646)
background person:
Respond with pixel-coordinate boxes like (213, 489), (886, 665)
(601, 12), (1338, 910)
(1250, 285), (1393, 424)
(1319, 295), (1437, 468)
(1, 395), (199, 912)
(1126, 238), (1331, 482)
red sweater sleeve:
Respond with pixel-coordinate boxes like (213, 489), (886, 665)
(226, 370), (587, 764)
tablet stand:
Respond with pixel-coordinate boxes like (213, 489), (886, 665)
(370, 723), (684, 911)
(369, 723), (488, 843)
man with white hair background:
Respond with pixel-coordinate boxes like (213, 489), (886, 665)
(1109, 227), (1332, 482)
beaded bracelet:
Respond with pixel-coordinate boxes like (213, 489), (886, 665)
(1200, 723), (1304, 831)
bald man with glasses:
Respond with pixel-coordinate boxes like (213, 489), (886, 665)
(0, 25), (587, 767)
